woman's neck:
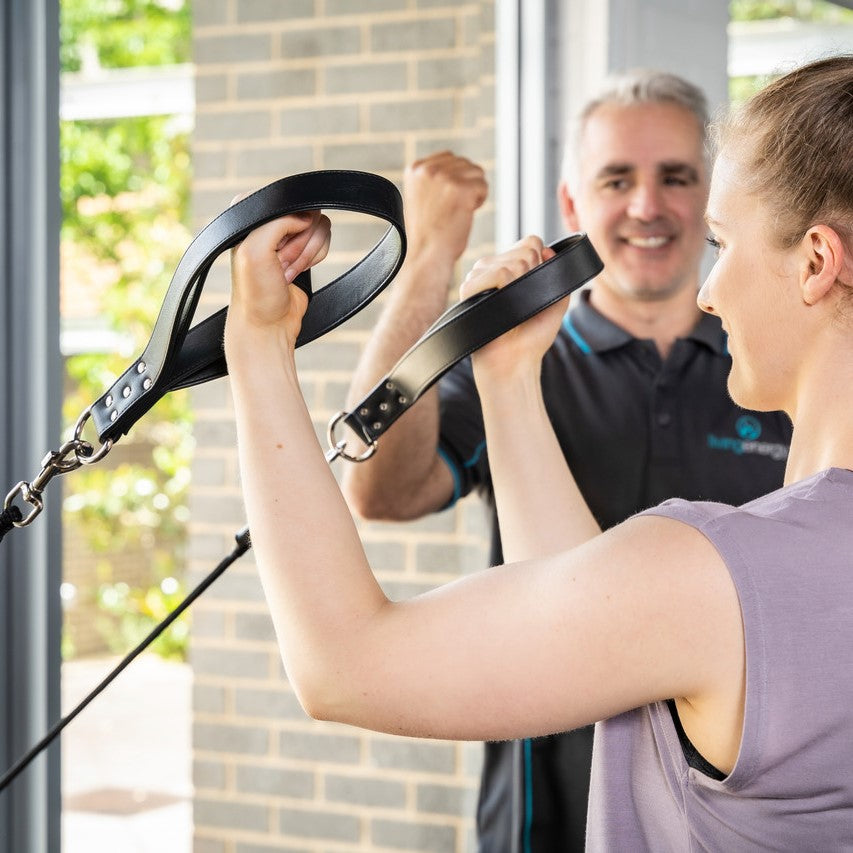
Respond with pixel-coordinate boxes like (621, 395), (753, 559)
(784, 368), (853, 485)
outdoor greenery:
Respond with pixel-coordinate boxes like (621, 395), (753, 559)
(61, 0), (191, 71)
(731, 0), (853, 22)
(729, 0), (853, 102)
(60, 0), (193, 659)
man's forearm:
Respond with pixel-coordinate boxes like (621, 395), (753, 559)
(342, 150), (488, 521)
(342, 251), (456, 519)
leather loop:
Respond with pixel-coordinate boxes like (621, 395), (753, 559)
(344, 234), (603, 444)
(91, 170), (406, 444)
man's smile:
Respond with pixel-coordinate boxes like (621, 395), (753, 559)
(621, 235), (674, 249)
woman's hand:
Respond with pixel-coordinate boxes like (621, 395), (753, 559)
(460, 236), (565, 385)
(226, 207), (331, 353)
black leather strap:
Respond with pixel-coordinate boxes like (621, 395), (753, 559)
(91, 170), (406, 444)
(343, 233), (602, 445)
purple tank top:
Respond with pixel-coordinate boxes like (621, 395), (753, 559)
(586, 468), (853, 851)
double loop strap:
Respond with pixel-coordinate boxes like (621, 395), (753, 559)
(332, 233), (603, 456)
(90, 170), (406, 445)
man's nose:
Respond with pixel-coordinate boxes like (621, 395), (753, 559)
(626, 182), (663, 222)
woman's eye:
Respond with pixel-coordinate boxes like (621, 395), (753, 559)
(705, 235), (723, 254)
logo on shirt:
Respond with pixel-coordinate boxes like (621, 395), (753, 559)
(707, 416), (788, 462)
(735, 415), (761, 441)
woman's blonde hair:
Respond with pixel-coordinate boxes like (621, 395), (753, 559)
(716, 55), (853, 254)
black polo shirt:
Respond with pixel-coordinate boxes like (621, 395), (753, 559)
(436, 289), (792, 853)
(438, 289), (791, 555)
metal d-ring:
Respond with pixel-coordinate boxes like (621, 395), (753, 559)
(72, 406), (114, 466)
(325, 411), (377, 464)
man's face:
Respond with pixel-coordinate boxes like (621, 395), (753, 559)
(560, 102), (709, 304)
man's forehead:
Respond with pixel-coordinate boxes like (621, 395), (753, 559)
(578, 102), (705, 167)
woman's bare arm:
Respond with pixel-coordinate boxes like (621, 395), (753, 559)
(225, 216), (745, 770)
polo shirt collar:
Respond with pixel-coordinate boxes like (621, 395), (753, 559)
(563, 290), (727, 356)
(686, 310), (728, 355)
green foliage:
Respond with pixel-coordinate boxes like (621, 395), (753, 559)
(730, 0), (853, 22)
(60, 116), (192, 237)
(60, 0), (194, 660)
(729, 75), (774, 105)
(727, 1), (853, 103)
(96, 575), (190, 661)
(60, 112), (195, 529)
(61, 0), (191, 72)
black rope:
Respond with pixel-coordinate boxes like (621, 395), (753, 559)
(0, 506), (22, 544)
(0, 525), (252, 794)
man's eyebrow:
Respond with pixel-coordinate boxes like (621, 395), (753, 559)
(660, 162), (700, 182)
(594, 162), (702, 182)
(595, 163), (633, 179)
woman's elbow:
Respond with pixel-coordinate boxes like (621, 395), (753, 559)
(287, 664), (352, 724)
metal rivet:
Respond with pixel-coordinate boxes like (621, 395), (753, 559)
(385, 382), (394, 390)
(359, 407), (369, 417)
(143, 378), (152, 390)
(110, 411), (118, 422)
(372, 422), (382, 431)
(122, 386), (131, 398)
(136, 362), (146, 373)
(378, 402), (389, 412)
(105, 395), (113, 407)
(398, 395), (408, 405)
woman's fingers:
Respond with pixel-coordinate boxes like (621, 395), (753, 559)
(229, 202), (332, 337)
(276, 212), (331, 282)
(460, 236), (552, 299)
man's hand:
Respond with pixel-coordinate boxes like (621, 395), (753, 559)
(403, 151), (488, 263)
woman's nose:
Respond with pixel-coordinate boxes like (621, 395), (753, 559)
(697, 275), (716, 315)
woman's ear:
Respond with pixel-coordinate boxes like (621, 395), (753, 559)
(800, 224), (846, 306)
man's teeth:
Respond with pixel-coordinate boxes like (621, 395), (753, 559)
(626, 236), (670, 248)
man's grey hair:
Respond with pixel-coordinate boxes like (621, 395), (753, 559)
(561, 69), (710, 185)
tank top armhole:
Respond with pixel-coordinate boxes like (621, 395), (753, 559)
(665, 699), (726, 782)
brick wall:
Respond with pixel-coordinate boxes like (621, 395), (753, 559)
(190, 3), (496, 850)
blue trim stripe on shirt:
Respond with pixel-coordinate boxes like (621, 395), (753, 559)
(437, 439), (487, 510)
(523, 737), (533, 853)
(437, 445), (462, 508)
(463, 439), (487, 469)
(562, 314), (592, 355)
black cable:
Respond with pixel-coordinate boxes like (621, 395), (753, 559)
(0, 506), (22, 544)
(0, 524), (252, 793)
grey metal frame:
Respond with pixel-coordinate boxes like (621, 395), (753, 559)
(495, 0), (570, 247)
(0, 0), (62, 848)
